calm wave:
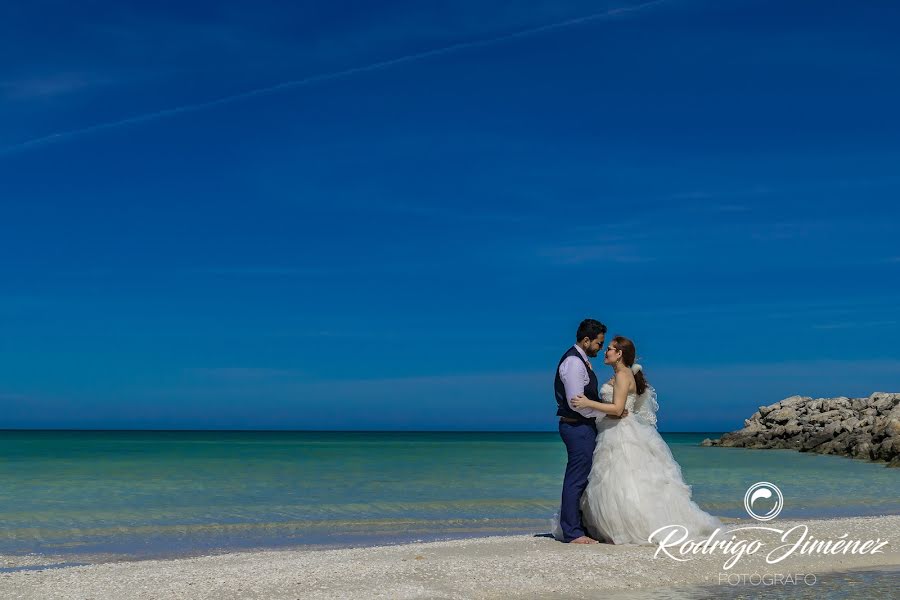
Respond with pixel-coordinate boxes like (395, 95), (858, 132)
(1, 430), (898, 559)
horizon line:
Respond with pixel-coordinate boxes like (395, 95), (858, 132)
(0, 427), (726, 434)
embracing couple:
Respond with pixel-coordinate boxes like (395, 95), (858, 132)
(551, 318), (722, 545)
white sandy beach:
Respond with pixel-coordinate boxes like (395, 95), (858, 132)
(3, 514), (899, 599)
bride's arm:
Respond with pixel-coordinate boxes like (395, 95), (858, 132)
(571, 377), (629, 417)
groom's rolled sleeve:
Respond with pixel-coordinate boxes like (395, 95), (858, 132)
(558, 357), (595, 419)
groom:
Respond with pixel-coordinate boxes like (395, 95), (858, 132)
(554, 318), (622, 544)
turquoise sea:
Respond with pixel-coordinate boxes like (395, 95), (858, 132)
(1, 430), (899, 563)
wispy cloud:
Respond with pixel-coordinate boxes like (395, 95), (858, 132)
(0, 0), (668, 156)
(811, 320), (899, 330)
(378, 202), (539, 224)
(669, 191), (715, 200)
(187, 266), (329, 276)
(676, 198), (752, 213)
(712, 204), (751, 212)
(537, 242), (654, 265)
(152, 369), (549, 400)
(651, 359), (900, 385)
(620, 297), (900, 320)
(669, 175), (900, 205)
(749, 221), (821, 241)
(0, 74), (97, 100)
(668, 184), (772, 202)
(184, 367), (307, 380)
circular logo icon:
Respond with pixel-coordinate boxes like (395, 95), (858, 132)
(743, 482), (784, 521)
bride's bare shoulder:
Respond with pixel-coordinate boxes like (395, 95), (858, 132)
(614, 369), (637, 393)
(613, 369), (635, 382)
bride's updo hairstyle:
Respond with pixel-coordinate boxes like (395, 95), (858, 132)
(612, 336), (648, 395)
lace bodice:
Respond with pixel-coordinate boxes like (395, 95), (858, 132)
(600, 381), (637, 410)
(600, 381), (659, 427)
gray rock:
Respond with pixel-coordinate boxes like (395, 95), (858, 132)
(702, 392), (899, 465)
(766, 407), (798, 424)
(818, 431), (852, 455)
(852, 441), (873, 460)
(841, 417), (861, 433)
(824, 397), (852, 411)
(872, 392), (900, 412)
(808, 410), (844, 424)
(783, 420), (804, 437)
(716, 434), (746, 448)
(871, 416), (899, 439)
(781, 395), (809, 407)
(786, 438), (804, 450)
(851, 397), (869, 411)
(769, 439), (797, 450)
(822, 421), (842, 437)
(882, 405), (900, 437)
(742, 420), (766, 433)
(874, 438), (900, 461)
(801, 431), (834, 452)
(725, 438), (750, 448)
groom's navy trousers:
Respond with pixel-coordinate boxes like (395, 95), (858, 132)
(558, 419), (597, 542)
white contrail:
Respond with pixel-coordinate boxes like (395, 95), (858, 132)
(1, 0), (667, 156)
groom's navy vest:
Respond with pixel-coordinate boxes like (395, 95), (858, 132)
(555, 346), (601, 424)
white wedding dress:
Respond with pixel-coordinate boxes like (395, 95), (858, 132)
(552, 382), (722, 545)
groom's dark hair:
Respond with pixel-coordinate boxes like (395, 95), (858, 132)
(576, 319), (607, 342)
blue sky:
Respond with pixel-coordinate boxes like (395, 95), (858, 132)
(1, 0), (898, 431)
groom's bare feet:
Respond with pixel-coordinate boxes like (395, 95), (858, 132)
(569, 536), (599, 544)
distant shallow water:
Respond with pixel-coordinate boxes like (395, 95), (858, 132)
(1, 430), (898, 561)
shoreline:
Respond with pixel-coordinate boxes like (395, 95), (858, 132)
(6, 508), (900, 569)
(4, 514), (899, 599)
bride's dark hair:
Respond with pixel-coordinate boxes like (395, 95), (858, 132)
(612, 336), (648, 395)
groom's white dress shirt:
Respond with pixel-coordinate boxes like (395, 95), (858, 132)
(558, 344), (598, 419)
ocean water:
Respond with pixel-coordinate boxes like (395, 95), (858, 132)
(1, 430), (899, 561)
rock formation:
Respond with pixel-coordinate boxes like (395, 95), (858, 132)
(701, 392), (900, 467)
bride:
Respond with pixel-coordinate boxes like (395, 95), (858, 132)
(552, 336), (722, 545)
